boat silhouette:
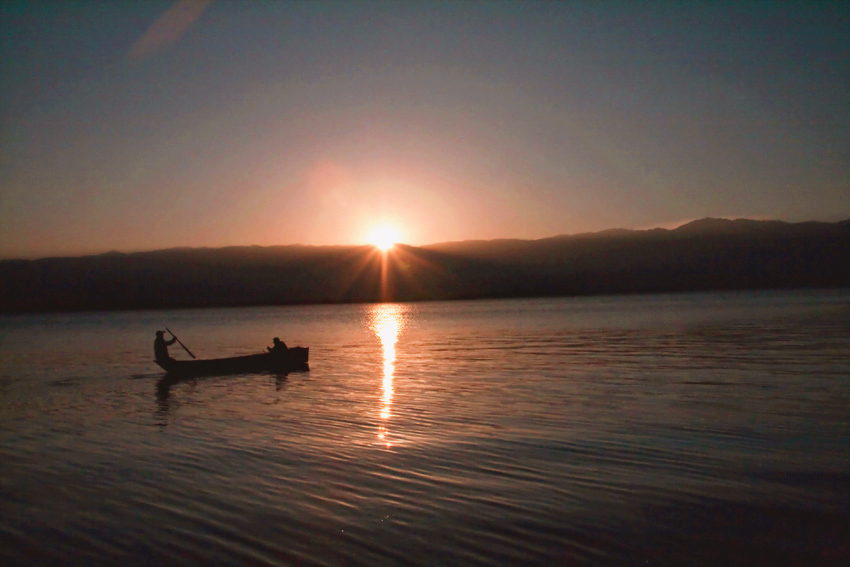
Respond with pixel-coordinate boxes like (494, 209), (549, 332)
(155, 347), (309, 377)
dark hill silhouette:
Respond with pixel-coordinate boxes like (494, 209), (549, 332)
(1, 218), (848, 313)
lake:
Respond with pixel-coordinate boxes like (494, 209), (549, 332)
(1, 291), (849, 566)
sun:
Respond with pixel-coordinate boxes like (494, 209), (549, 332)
(368, 225), (400, 251)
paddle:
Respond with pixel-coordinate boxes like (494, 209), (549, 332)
(166, 327), (196, 359)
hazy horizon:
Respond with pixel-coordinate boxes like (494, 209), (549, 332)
(2, 215), (847, 261)
(2, 1), (848, 259)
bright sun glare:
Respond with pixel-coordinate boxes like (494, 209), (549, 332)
(369, 225), (400, 251)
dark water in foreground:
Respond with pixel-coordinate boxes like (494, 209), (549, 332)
(1, 291), (849, 566)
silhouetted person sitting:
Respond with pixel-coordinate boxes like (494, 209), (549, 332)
(154, 330), (177, 362)
(267, 337), (287, 354)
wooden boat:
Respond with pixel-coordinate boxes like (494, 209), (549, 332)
(155, 347), (309, 377)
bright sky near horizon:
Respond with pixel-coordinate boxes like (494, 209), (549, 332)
(1, 0), (848, 259)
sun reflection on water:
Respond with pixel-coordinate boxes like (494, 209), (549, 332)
(369, 303), (406, 447)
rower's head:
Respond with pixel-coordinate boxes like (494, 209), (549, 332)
(156, 330), (165, 337)
(273, 337), (281, 344)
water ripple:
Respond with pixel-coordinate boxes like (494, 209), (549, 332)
(2, 292), (849, 566)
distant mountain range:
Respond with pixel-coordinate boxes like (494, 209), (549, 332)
(2, 218), (849, 314)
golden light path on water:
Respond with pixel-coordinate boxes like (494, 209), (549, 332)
(368, 304), (406, 447)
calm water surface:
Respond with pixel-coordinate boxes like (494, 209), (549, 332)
(1, 291), (849, 566)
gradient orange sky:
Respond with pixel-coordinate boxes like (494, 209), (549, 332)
(1, 1), (848, 258)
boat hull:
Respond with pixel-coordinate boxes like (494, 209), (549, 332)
(155, 347), (308, 377)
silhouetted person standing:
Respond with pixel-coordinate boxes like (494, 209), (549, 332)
(154, 330), (177, 362)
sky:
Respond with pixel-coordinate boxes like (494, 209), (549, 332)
(1, 0), (848, 259)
